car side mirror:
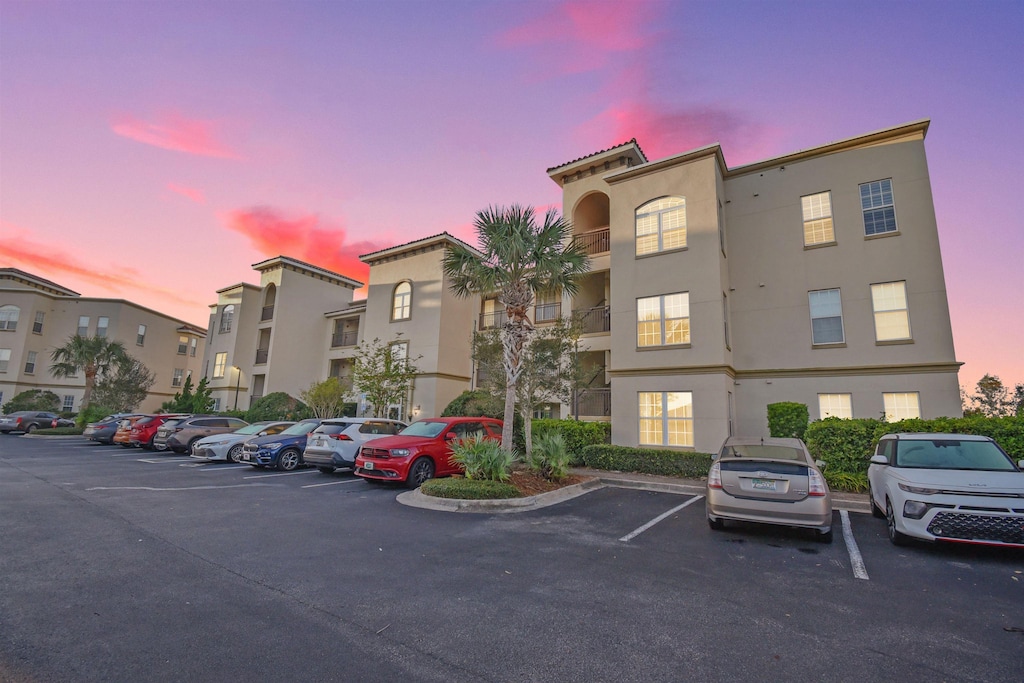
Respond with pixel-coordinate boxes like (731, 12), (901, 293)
(815, 459), (827, 471)
(870, 454), (889, 466)
(257, 431), (267, 436)
(444, 433), (456, 441)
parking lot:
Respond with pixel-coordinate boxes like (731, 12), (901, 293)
(2, 436), (1023, 682)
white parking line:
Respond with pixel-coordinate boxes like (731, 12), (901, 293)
(619, 495), (704, 542)
(840, 510), (870, 580)
(196, 464), (252, 472)
(243, 469), (319, 479)
(301, 478), (363, 489)
(137, 458), (192, 464)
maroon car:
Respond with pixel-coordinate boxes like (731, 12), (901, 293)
(129, 414), (187, 450)
(354, 417), (503, 487)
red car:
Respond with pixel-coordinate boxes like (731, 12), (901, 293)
(129, 414), (187, 450)
(354, 417), (503, 487)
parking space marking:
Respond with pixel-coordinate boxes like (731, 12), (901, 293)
(137, 457), (192, 464)
(301, 478), (363, 489)
(196, 464), (252, 472)
(84, 484), (273, 492)
(840, 510), (870, 580)
(619, 495), (704, 542)
(243, 469), (319, 479)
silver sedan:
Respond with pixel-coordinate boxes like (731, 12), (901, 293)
(190, 421), (294, 462)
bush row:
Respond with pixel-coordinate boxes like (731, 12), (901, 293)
(578, 444), (714, 478)
(531, 419), (610, 462)
(420, 477), (521, 499)
(31, 427), (85, 436)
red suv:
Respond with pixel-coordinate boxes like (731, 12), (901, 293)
(354, 417), (503, 487)
(129, 414), (187, 450)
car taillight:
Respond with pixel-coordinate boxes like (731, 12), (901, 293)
(52, 419), (58, 428)
(15, 417), (22, 426)
(808, 469), (827, 497)
(707, 462), (723, 489)
(173, 427), (184, 432)
(330, 434), (352, 441)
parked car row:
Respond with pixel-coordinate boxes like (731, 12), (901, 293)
(0, 411), (62, 433)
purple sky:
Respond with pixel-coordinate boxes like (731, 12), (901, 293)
(2, 0), (1022, 394)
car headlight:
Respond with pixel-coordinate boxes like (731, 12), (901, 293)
(391, 448), (411, 457)
(903, 500), (930, 519)
(265, 442), (283, 451)
(898, 483), (940, 495)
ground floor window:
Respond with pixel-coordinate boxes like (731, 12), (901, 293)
(818, 393), (853, 419)
(883, 392), (920, 422)
(532, 403), (559, 419)
(62, 395), (75, 412)
(638, 391), (693, 447)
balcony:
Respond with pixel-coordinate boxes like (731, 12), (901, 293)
(534, 301), (561, 324)
(574, 306), (610, 334)
(255, 348), (269, 364)
(576, 388), (611, 417)
(571, 227), (610, 256)
(331, 330), (359, 348)
(261, 305), (274, 321)
(479, 310), (508, 330)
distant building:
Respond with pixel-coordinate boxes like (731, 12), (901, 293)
(0, 268), (206, 413)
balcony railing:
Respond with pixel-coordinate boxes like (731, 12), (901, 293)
(255, 348), (269, 364)
(479, 310), (508, 330)
(571, 227), (610, 256)
(331, 330), (359, 347)
(574, 306), (611, 334)
(261, 305), (274, 321)
(534, 301), (561, 324)
(576, 388), (611, 417)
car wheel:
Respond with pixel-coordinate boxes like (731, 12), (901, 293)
(186, 438), (202, 455)
(885, 499), (910, 546)
(26, 423), (38, 433)
(868, 483), (885, 519)
(317, 466), (335, 474)
(707, 516), (724, 531)
(227, 444), (244, 463)
(143, 436), (156, 451)
(406, 457), (435, 488)
(817, 528), (833, 544)
(277, 449), (301, 471)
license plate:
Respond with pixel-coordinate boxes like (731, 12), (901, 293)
(364, 461), (374, 470)
(751, 478), (777, 491)
(240, 453), (251, 462)
(313, 439), (324, 447)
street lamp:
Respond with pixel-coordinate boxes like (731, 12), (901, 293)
(233, 366), (241, 410)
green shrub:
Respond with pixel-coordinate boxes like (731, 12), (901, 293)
(32, 427), (85, 436)
(420, 477), (521, 499)
(246, 392), (311, 422)
(77, 404), (113, 427)
(823, 470), (868, 493)
(767, 402), (809, 439)
(528, 431), (572, 481)
(531, 419), (610, 463)
(579, 444), (714, 478)
(448, 438), (517, 482)
(3, 389), (62, 414)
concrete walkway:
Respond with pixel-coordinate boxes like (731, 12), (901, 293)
(398, 466), (871, 514)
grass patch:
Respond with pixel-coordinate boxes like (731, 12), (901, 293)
(421, 477), (521, 500)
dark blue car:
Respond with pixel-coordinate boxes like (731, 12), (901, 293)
(238, 418), (323, 471)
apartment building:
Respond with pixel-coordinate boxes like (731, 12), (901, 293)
(0, 268), (206, 413)
(546, 119), (962, 453)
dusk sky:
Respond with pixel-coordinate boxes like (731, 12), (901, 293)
(1, 0), (1022, 393)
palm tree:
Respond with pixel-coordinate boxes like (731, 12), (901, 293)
(50, 335), (129, 411)
(443, 205), (589, 450)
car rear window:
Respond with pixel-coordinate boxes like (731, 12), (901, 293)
(719, 460), (809, 476)
(135, 417), (156, 425)
(720, 444), (805, 461)
(359, 422), (400, 435)
(162, 419), (185, 428)
(313, 424), (350, 435)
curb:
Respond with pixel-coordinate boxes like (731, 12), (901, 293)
(397, 477), (604, 513)
(19, 434), (86, 440)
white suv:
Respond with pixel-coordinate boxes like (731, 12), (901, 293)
(303, 418), (407, 473)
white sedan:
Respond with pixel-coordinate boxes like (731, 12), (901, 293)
(867, 433), (1024, 547)
(190, 421), (294, 462)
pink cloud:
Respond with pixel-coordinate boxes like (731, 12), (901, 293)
(167, 182), (206, 204)
(111, 112), (242, 159)
(224, 207), (387, 285)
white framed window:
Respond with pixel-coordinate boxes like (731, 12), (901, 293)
(637, 292), (690, 347)
(809, 289), (844, 345)
(802, 191), (835, 246)
(818, 393), (852, 419)
(392, 282), (412, 321)
(639, 391), (693, 447)
(883, 392), (920, 421)
(62, 395), (74, 411)
(213, 352), (227, 378)
(871, 281), (911, 341)
(212, 397), (222, 412)
(0, 348), (10, 372)
(636, 197), (686, 256)
(33, 311), (44, 334)
(190, 338), (198, 357)
(24, 351), (37, 374)
(219, 305), (235, 333)
(77, 316), (90, 336)
(97, 316), (109, 338)
(172, 368), (184, 387)
(136, 324), (146, 346)
(0, 305), (19, 331)
(177, 336), (189, 355)
(861, 179), (898, 236)
(390, 340), (409, 363)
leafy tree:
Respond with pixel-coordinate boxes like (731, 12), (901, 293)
(1013, 383), (1024, 417)
(300, 377), (348, 418)
(3, 389), (61, 413)
(91, 356), (155, 413)
(160, 375), (214, 413)
(246, 392), (309, 422)
(49, 335), (129, 411)
(968, 374), (1013, 417)
(349, 336), (421, 419)
(442, 204), (588, 450)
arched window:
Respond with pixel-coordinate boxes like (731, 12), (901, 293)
(635, 196), (686, 256)
(0, 305), (19, 331)
(392, 282), (412, 321)
(219, 304), (235, 333)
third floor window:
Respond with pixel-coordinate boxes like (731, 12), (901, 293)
(802, 191), (835, 246)
(636, 197), (686, 256)
(392, 282), (412, 321)
(219, 305), (235, 333)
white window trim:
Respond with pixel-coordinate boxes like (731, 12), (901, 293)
(637, 292), (690, 347)
(635, 196), (687, 256)
(638, 391), (694, 448)
(808, 288), (845, 346)
(871, 281), (912, 342)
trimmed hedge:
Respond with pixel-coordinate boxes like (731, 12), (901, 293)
(767, 402), (809, 440)
(32, 427), (85, 436)
(420, 477), (521, 499)
(579, 444), (714, 478)
(532, 419), (610, 463)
